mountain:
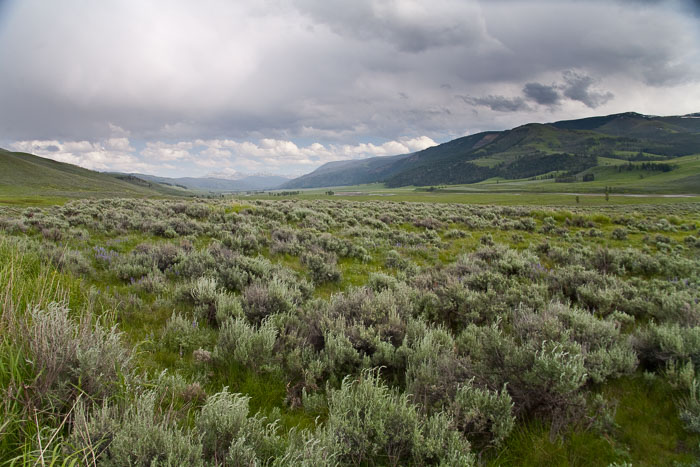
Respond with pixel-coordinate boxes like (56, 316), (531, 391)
(279, 153), (412, 189)
(281, 112), (700, 189)
(129, 173), (290, 192)
(0, 149), (189, 199)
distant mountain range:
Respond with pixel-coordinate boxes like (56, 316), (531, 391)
(282, 112), (700, 189)
(123, 173), (290, 192)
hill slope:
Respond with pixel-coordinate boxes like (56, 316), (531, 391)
(281, 112), (700, 190)
(0, 149), (188, 199)
(281, 153), (412, 189)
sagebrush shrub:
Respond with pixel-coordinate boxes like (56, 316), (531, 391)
(323, 369), (474, 466)
(196, 388), (284, 463)
(612, 227), (628, 240)
(24, 302), (131, 408)
(404, 323), (466, 410)
(680, 379), (700, 433)
(70, 391), (204, 466)
(635, 322), (700, 369)
(302, 251), (341, 284)
(4, 196), (700, 461)
(244, 278), (302, 323)
(163, 312), (204, 354)
(215, 317), (278, 371)
(452, 379), (515, 447)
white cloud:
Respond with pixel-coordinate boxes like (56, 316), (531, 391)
(7, 134), (437, 177)
(9, 138), (169, 173)
(403, 136), (438, 152)
(105, 137), (133, 152)
(140, 142), (193, 161)
(191, 136), (437, 172)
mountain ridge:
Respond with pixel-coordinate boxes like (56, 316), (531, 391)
(281, 112), (700, 189)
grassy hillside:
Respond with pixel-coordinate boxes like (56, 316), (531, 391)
(0, 149), (189, 203)
(440, 153), (700, 194)
(283, 112), (700, 191)
(384, 119), (699, 187)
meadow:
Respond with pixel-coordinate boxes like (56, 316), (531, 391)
(1, 196), (700, 465)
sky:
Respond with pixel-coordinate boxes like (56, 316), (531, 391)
(1, 0), (699, 178)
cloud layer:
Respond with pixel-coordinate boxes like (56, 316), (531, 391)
(0, 0), (698, 176)
(10, 136), (437, 177)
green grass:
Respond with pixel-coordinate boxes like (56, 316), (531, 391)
(489, 375), (700, 466)
(0, 237), (99, 464)
(0, 338), (32, 462)
(246, 189), (700, 206)
(488, 421), (623, 466)
(209, 361), (317, 432)
(0, 237), (89, 313)
(603, 375), (700, 466)
(446, 154), (700, 195)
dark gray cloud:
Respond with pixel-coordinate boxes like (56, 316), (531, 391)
(521, 72), (614, 108)
(562, 70), (614, 108)
(469, 70), (616, 111)
(523, 83), (561, 106)
(461, 95), (530, 112)
(0, 0), (698, 176)
(292, 0), (494, 53)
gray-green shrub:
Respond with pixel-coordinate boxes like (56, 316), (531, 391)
(322, 369), (474, 466)
(70, 391), (204, 466)
(25, 302), (131, 407)
(452, 379), (515, 447)
(215, 317), (278, 372)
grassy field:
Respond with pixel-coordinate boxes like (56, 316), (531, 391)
(2, 145), (700, 464)
(254, 185), (700, 207)
(447, 154), (700, 194)
(1, 195), (699, 465)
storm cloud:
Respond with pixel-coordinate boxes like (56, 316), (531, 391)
(523, 83), (561, 107)
(0, 0), (698, 176)
(462, 95), (531, 112)
(562, 71), (615, 108)
(292, 0), (497, 53)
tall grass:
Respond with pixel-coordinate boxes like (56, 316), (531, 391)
(0, 237), (127, 465)
(0, 237), (69, 463)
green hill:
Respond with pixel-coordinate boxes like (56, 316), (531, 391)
(282, 112), (700, 191)
(0, 149), (189, 202)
